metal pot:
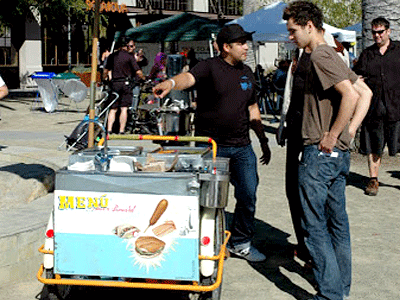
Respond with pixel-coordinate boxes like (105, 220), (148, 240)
(199, 172), (230, 208)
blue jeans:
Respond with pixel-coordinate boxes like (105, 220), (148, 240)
(217, 144), (259, 246)
(298, 145), (351, 300)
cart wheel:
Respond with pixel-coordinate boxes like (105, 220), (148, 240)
(45, 268), (73, 300)
(193, 208), (225, 300)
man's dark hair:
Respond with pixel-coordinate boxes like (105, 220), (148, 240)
(371, 17), (390, 29)
(116, 36), (134, 49)
(282, 0), (324, 31)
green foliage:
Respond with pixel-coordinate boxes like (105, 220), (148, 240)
(0, 0), (88, 27)
(283, 0), (361, 28)
(0, 0), (109, 39)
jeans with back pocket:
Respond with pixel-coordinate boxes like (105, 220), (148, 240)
(298, 145), (352, 300)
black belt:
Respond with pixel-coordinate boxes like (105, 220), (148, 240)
(112, 77), (132, 82)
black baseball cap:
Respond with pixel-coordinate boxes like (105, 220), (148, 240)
(217, 24), (255, 45)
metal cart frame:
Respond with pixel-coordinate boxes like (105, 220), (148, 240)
(37, 135), (231, 299)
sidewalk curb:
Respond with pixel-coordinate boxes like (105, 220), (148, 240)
(0, 151), (63, 170)
(0, 153), (58, 287)
(0, 152), (62, 205)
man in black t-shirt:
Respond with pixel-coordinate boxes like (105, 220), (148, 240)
(353, 17), (400, 196)
(104, 38), (144, 134)
(153, 24), (271, 262)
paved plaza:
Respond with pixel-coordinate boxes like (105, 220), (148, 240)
(0, 95), (399, 299)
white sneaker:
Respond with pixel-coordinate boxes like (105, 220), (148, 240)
(227, 244), (266, 262)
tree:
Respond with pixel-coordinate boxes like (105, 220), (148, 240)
(311, 0), (361, 28)
(362, 0), (400, 49)
(0, 0), (87, 29)
(242, 0), (361, 28)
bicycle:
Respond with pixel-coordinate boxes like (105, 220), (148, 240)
(255, 72), (281, 123)
(126, 80), (194, 140)
(126, 80), (162, 135)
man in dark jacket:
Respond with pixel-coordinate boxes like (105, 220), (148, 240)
(354, 17), (400, 196)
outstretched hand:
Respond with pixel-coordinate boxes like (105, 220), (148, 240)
(152, 79), (173, 99)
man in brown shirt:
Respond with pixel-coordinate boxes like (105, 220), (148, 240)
(283, 1), (372, 300)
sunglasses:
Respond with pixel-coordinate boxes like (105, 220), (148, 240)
(127, 44), (135, 48)
(372, 29), (386, 35)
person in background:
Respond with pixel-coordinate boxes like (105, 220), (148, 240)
(147, 52), (167, 83)
(342, 42), (357, 69)
(283, 1), (372, 299)
(135, 48), (148, 69)
(153, 24), (271, 262)
(353, 17), (400, 196)
(125, 40), (146, 111)
(100, 47), (111, 78)
(0, 74), (9, 120)
(273, 60), (290, 92)
(253, 64), (268, 113)
(101, 47), (111, 67)
(254, 64), (266, 87)
(272, 59), (290, 112)
(103, 37), (145, 134)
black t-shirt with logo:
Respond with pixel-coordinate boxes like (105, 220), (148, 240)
(189, 56), (256, 146)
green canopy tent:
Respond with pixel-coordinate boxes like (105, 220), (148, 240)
(123, 12), (222, 43)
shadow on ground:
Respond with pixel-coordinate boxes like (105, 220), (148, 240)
(387, 170), (400, 180)
(226, 213), (316, 300)
(347, 170), (400, 192)
(347, 171), (367, 190)
(0, 163), (55, 189)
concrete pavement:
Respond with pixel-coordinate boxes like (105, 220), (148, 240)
(0, 94), (399, 299)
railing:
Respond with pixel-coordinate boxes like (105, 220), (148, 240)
(209, 0), (243, 16)
(137, 0), (190, 11)
(136, 0), (243, 16)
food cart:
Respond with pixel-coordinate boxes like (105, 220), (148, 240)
(37, 134), (231, 300)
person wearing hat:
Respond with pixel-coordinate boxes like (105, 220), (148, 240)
(153, 24), (271, 262)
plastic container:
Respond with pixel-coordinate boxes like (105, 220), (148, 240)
(31, 72), (58, 112)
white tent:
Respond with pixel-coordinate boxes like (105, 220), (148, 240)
(228, 2), (289, 43)
(228, 1), (356, 43)
(323, 23), (356, 42)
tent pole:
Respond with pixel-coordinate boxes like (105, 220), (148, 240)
(252, 41), (259, 68)
(110, 41), (115, 53)
(210, 33), (216, 58)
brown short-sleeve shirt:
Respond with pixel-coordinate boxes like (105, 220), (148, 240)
(302, 44), (359, 150)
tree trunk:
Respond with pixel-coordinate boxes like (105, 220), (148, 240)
(362, 0), (400, 49)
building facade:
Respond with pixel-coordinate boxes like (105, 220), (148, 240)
(0, 0), (243, 89)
